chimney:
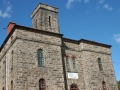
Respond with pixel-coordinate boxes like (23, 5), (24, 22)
(7, 22), (16, 35)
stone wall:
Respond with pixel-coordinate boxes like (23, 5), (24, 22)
(31, 3), (59, 33)
(12, 28), (65, 90)
(62, 40), (118, 90)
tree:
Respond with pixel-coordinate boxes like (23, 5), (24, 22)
(118, 81), (120, 90)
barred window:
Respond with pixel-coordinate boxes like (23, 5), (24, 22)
(98, 58), (103, 71)
(39, 79), (46, 90)
(66, 56), (70, 69)
(72, 58), (76, 69)
(102, 81), (107, 90)
(38, 49), (44, 66)
(70, 84), (78, 90)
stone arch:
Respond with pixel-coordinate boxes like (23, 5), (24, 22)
(70, 83), (79, 90)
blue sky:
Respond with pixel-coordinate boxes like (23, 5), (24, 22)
(0, 0), (120, 80)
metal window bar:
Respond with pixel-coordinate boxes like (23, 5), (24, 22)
(72, 58), (76, 69)
(38, 49), (44, 66)
(66, 57), (70, 69)
(98, 58), (103, 71)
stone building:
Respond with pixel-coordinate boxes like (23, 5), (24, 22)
(0, 3), (118, 90)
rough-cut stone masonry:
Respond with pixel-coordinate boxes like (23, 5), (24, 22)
(0, 3), (118, 90)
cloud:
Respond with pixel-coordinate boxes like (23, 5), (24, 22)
(0, 0), (12, 18)
(84, 0), (89, 3)
(66, 0), (75, 9)
(99, 0), (104, 4)
(114, 34), (120, 44)
(66, 0), (89, 9)
(104, 4), (113, 11)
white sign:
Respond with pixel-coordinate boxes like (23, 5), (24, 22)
(68, 72), (78, 79)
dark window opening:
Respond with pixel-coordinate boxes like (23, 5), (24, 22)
(70, 84), (78, 90)
(39, 79), (46, 90)
(49, 16), (51, 27)
(11, 51), (13, 70)
(102, 81), (107, 90)
(11, 80), (13, 90)
(36, 19), (37, 28)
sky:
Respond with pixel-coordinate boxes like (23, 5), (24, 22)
(0, 0), (120, 80)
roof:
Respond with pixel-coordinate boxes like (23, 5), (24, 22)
(62, 38), (111, 48)
(0, 24), (63, 52)
(0, 23), (111, 52)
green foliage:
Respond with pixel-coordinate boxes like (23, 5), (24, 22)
(118, 81), (120, 90)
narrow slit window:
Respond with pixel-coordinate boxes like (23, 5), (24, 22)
(11, 81), (13, 90)
(49, 16), (51, 27)
(37, 49), (44, 66)
(98, 58), (103, 71)
(11, 51), (13, 69)
(36, 19), (37, 28)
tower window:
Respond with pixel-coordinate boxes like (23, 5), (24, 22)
(37, 49), (44, 66)
(98, 58), (103, 71)
(36, 19), (37, 28)
(49, 16), (51, 27)
(39, 79), (46, 90)
(66, 56), (70, 69)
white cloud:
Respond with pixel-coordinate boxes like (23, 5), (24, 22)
(0, 0), (12, 18)
(114, 34), (120, 44)
(66, 0), (75, 9)
(66, 0), (83, 9)
(84, 0), (89, 3)
(104, 4), (113, 11)
(99, 0), (104, 4)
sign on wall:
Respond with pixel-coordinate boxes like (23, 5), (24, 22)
(67, 72), (78, 79)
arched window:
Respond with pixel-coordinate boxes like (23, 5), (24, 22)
(11, 80), (13, 90)
(72, 58), (76, 70)
(39, 79), (46, 90)
(37, 49), (44, 66)
(70, 84), (78, 90)
(66, 56), (70, 69)
(102, 81), (107, 90)
(98, 58), (103, 71)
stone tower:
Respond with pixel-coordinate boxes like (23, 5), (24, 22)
(31, 3), (59, 33)
(0, 3), (118, 90)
